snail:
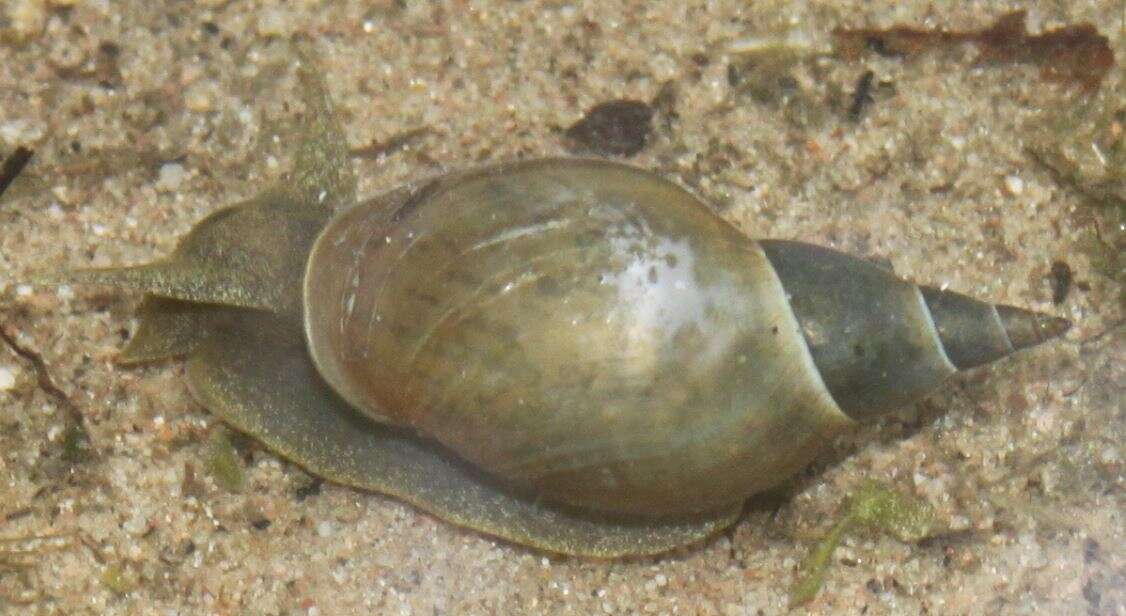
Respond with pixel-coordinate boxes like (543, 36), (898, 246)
(39, 57), (1069, 558)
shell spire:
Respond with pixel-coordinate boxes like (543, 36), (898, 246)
(996, 304), (1072, 352)
(920, 286), (1071, 371)
(759, 240), (1070, 422)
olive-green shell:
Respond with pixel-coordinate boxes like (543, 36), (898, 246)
(304, 159), (851, 516)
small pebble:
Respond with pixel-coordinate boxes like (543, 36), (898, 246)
(157, 163), (186, 192)
(0, 365), (18, 391)
(7, 0), (47, 41)
(257, 8), (295, 37)
(0, 119), (44, 143)
(184, 84), (214, 113)
(1004, 174), (1024, 196)
(316, 520), (334, 537)
(123, 512), (148, 534)
(48, 37), (88, 71)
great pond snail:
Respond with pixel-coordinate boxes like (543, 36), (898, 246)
(39, 58), (1069, 558)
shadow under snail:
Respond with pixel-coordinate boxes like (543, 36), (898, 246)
(41, 57), (1070, 558)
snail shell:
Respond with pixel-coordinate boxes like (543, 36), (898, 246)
(302, 158), (1067, 517)
(45, 57), (1068, 555)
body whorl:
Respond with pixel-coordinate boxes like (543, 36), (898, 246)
(302, 158), (1068, 517)
(305, 159), (850, 516)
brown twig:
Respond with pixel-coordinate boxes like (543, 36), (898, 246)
(349, 127), (431, 159)
(847, 70), (876, 123)
(833, 10), (1114, 91)
(0, 326), (90, 453)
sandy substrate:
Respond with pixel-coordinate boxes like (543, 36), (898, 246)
(0, 1), (1123, 614)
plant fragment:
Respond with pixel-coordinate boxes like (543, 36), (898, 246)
(790, 482), (935, 607)
(833, 10), (1114, 91)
